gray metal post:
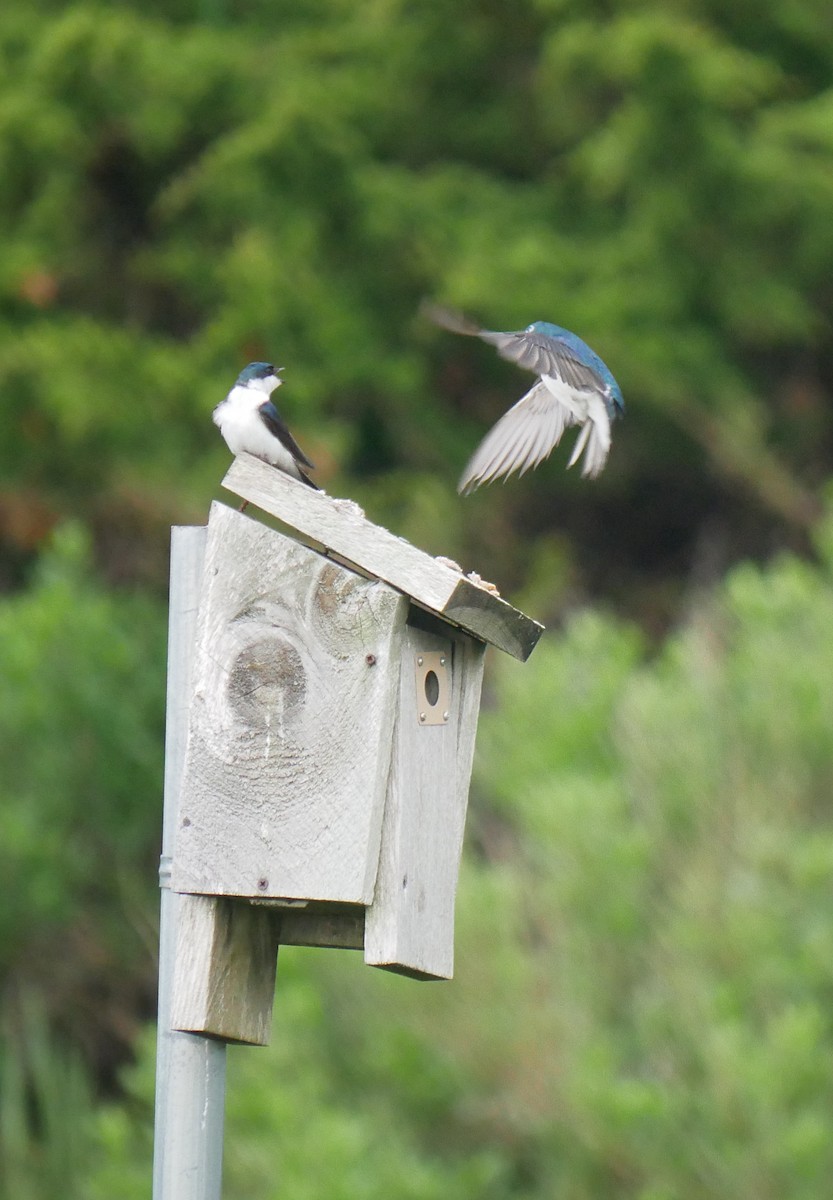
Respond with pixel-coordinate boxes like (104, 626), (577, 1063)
(153, 526), (227, 1200)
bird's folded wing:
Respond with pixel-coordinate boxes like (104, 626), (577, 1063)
(258, 401), (315, 469)
(458, 382), (576, 494)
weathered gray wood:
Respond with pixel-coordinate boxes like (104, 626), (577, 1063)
(172, 503), (409, 904)
(171, 895), (279, 1044)
(154, 526), (226, 1200)
(364, 624), (486, 979)
(451, 633), (489, 825)
(278, 908), (365, 950)
(222, 453), (543, 662)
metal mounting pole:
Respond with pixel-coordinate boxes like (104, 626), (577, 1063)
(153, 526), (226, 1200)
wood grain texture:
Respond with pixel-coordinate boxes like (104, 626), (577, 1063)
(364, 624), (486, 979)
(278, 907), (365, 950)
(170, 894), (279, 1045)
(222, 454), (544, 662)
(172, 503), (409, 904)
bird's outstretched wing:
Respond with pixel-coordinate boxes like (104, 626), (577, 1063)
(422, 302), (485, 339)
(481, 328), (605, 393)
(458, 381), (578, 495)
(424, 303), (606, 394)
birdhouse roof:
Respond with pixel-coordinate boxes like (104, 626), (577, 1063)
(222, 454), (543, 661)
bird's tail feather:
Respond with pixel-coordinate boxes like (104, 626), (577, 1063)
(298, 468), (321, 490)
(567, 394), (612, 478)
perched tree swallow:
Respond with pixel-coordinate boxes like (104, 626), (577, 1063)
(213, 362), (318, 489)
(427, 306), (624, 494)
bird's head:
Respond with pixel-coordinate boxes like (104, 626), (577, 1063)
(236, 361), (283, 393)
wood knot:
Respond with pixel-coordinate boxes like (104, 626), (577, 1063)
(228, 636), (306, 728)
(315, 563), (361, 617)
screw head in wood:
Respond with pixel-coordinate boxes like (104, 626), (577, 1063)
(257, 877), (269, 891)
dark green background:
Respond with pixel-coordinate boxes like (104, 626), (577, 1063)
(2, 3), (833, 1196)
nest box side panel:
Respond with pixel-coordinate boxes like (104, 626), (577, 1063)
(364, 624), (486, 979)
(172, 503), (408, 904)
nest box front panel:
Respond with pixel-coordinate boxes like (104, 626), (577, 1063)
(364, 622), (486, 979)
(172, 503), (408, 905)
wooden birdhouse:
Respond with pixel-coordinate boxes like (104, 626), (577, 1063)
(168, 453), (542, 1045)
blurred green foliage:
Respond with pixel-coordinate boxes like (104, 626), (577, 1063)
(0, 997), (94, 1200)
(3, 0), (833, 602)
(0, 524), (163, 958)
(5, 526), (833, 1197)
(2, 0), (833, 1196)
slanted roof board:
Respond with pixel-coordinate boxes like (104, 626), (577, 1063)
(221, 454), (543, 661)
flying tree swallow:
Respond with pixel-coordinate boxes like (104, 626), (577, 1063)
(213, 362), (318, 488)
(427, 306), (624, 494)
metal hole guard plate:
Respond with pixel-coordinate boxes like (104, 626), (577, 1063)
(414, 652), (450, 725)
